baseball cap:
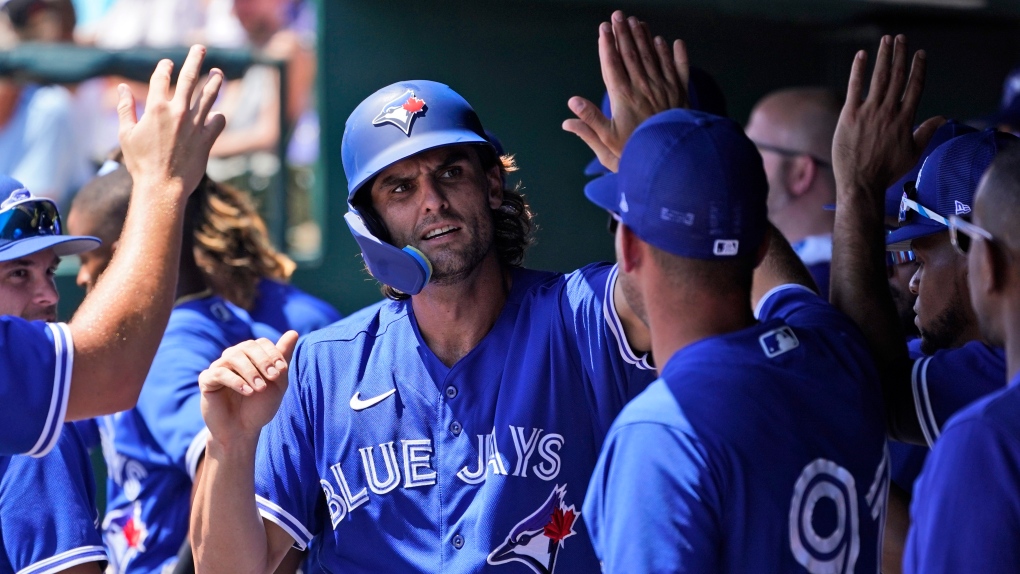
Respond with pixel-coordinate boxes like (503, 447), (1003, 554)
(584, 108), (768, 260)
(883, 120), (978, 218)
(0, 175), (99, 262)
(583, 67), (729, 177)
(886, 129), (1017, 251)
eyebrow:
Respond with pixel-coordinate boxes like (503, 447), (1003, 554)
(375, 149), (474, 189)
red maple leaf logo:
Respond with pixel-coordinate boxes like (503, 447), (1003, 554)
(123, 518), (143, 548)
(543, 507), (577, 542)
(402, 96), (425, 114)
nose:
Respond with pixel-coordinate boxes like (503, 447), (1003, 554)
(76, 265), (91, 290)
(908, 265), (920, 296)
(35, 276), (59, 308)
(419, 176), (449, 213)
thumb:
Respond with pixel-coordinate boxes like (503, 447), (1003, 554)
(913, 115), (947, 154)
(276, 330), (299, 364)
(116, 84), (138, 140)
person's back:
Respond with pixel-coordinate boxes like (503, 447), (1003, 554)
(587, 285), (887, 572)
(251, 278), (340, 335)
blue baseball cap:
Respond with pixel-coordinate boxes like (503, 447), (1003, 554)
(886, 129), (1017, 250)
(583, 67), (729, 177)
(0, 175), (99, 263)
(585, 109), (768, 260)
(883, 120), (978, 218)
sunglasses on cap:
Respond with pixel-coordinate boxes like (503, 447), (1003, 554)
(0, 190), (62, 244)
(606, 213), (621, 235)
(948, 215), (994, 256)
(898, 181), (950, 227)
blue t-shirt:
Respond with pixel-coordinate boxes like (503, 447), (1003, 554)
(251, 278), (342, 336)
(905, 372), (1020, 573)
(907, 338), (1005, 447)
(0, 317), (72, 457)
(254, 263), (655, 573)
(0, 424), (106, 574)
(584, 285), (888, 573)
(93, 295), (278, 574)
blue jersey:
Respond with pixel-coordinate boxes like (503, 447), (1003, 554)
(0, 317), (72, 457)
(584, 285), (888, 573)
(905, 373), (1020, 573)
(251, 278), (342, 335)
(95, 295), (278, 574)
(907, 338), (1005, 447)
(0, 424), (106, 574)
(254, 263), (655, 574)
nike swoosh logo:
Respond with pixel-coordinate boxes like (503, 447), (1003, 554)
(349, 389), (397, 411)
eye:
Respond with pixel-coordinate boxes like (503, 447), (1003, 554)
(391, 182), (411, 194)
(438, 166), (462, 179)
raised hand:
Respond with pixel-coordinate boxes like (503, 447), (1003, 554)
(198, 330), (299, 442)
(832, 34), (943, 209)
(117, 45), (227, 201)
(563, 10), (689, 172)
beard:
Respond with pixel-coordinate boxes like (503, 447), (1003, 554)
(918, 295), (969, 355)
(403, 210), (496, 286)
(618, 272), (648, 327)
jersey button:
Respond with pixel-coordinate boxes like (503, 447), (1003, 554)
(450, 421), (462, 436)
(452, 534), (465, 549)
(445, 385), (458, 399)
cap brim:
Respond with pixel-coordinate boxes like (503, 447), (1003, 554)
(584, 173), (620, 214)
(885, 219), (944, 251)
(0, 235), (100, 262)
(584, 156), (610, 177)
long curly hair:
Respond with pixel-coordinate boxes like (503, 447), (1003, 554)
(362, 146), (536, 301)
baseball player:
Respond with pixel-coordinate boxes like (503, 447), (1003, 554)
(0, 45), (234, 456)
(191, 13), (676, 574)
(829, 35), (1011, 447)
(581, 109), (888, 573)
(68, 166), (280, 574)
(904, 144), (1020, 572)
(0, 177), (108, 574)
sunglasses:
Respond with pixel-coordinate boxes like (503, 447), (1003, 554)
(948, 215), (994, 255)
(752, 141), (831, 168)
(898, 181), (949, 227)
(0, 193), (62, 245)
(886, 250), (917, 267)
(606, 213), (621, 235)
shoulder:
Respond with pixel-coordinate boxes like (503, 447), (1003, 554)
(609, 379), (685, 430)
(296, 299), (399, 349)
(940, 385), (1020, 445)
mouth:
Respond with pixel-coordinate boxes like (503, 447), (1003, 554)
(422, 225), (460, 241)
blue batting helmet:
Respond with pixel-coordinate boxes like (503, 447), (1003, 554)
(341, 80), (494, 295)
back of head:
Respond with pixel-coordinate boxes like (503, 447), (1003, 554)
(71, 166), (133, 244)
(748, 87), (841, 162)
(978, 145), (1020, 251)
(2, 0), (76, 42)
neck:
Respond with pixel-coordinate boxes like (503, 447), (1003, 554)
(1001, 299), (1020, 383)
(773, 201), (834, 245)
(645, 284), (756, 372)
(411, 251), (508, 367)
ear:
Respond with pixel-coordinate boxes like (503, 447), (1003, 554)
(975, 238), (1007, 295)
(785, 155), (816, 198)
(486, 164), (503, 210)
(617, 223), (644, 274)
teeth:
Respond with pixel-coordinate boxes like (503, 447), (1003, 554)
(425, 225), (456, 239)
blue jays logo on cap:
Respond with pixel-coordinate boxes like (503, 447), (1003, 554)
(488, 484), (579, 574)
(0, 187), (31, 210)
(372, 90), (428, 136)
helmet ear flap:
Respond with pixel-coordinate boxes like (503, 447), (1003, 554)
(344, 208), (432, 296)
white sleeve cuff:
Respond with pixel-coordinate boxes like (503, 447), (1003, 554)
(911, 356), (939, 447)
(186, 427), (211, 480)
(256, 495), (312, 551)
(17, 544), (107, 574)
(29, 323), (73, 458)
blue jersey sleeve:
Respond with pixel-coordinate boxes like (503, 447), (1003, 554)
(0, 425), (107, 574)
(253, 338), (322, 550)
(562, 264), (655, 434)
(584, 382), (721, 573)
(0, 318), (72, 457)
(133, 325), (221, 480)
(755, 284), (849, 330)
(905, 414), (1020, 573)
(909, 342), (1005, 447)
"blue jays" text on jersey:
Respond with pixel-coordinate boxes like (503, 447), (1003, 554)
(255, 263), (655, 574)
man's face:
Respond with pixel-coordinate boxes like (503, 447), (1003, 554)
(0, 248), (60, 321)
(909, 232), (972, 354)
(887, 255), (919, 336)
(967, 184), (1004, 347)
(368, 145), (502, 286)
(66, 207), (114, 295)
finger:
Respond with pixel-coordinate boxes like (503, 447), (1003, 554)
(886, 34), (909, 105)
(900, 50), (928, 120)
(673, 40), (690, 105)
(199, 366), (254, 396)
(630, 19), (664, 89)
(202, 112), (227, 146)
(218, 340), (276, 392)
(276, 330), (300, 363)
(195, 68), (223, 124)
(567, 95), (612, 140)
(146, 59), (174, 109)
(563, 119), (619, 173)
(867, 35), (893, 104)
(654, 36), (680, 102)
(844, 50), (867, 112)
(174, 44), (207, 109)
(116, 84), (138, 140)
(913, 115), (945, 154)
(598, 22), (628, 100)
(612, 13), (645, 88)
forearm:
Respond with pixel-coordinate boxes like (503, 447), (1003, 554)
(831, 184), (918, 440)
(191, 436), (279, 574)
(751, 224), (818, 310)
(66, 183), (187, 419)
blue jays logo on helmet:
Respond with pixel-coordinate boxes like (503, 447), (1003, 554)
(340, 80), (494, 295)
(372, 90), (428, 136)
(487, 484), (579, 574)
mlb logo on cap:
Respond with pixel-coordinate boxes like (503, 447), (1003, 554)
(584, 109), (769, 261)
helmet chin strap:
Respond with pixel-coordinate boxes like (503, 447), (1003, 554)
(344, 210), (433, 295)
